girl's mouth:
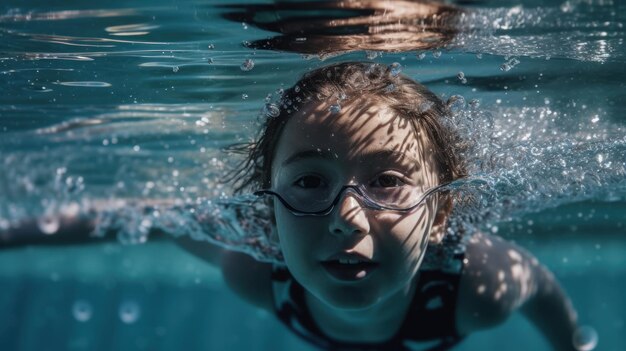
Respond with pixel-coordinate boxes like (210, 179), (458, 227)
(320, 260), (379, 281)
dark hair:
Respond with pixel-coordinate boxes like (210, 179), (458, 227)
(227, 62), (467, 193)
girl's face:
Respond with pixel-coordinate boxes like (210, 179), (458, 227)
(271, 98), (443, 310)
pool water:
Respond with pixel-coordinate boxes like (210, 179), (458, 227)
(1, 0), (625, 350)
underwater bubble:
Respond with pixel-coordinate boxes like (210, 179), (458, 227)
(447, 95), (466, 115)
(561, 1), (575, 13)
(572, 326), (598, 351)
(365, 51), (379, 59)
(476, 53), (483, 59)
(242, 22), (248, 30)
(64, 176), (85, 194)
(329, 104), (341, 114)
(241, 94), (248, 100)
(37, 214), (60, 235)
(294, 85), (301, 93)
(207, 58), (214, 64)
(385, 84), (396, 92)
(72, 300), (93, 322)
(263, 103), (280, 118)
(118, 300), (141, 324)
(207, 44), (215, 49)
(500, 57), (520, 72)
(240, 58), (254, 72)
(530, 147), (542, 156)
(389, 62), (402, 77)
(433, 51), (442, 58)
(457, 71), (467, 84)
(469, 99), (481, 108)
(416, 52), (426, 60)
(275, 88), (284, 96)
(172, 66), (179, 73)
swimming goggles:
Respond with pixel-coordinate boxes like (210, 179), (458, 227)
(254, 183), (445, 217)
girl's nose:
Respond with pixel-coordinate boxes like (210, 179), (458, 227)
(328, 193), (370, 236)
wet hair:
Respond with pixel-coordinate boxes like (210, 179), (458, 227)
(227, 61), (467, 193)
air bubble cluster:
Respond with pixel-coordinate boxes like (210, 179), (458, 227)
(447, 95), (466, 115)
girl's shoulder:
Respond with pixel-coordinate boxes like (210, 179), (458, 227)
(221, 250), (275, 312)
(455, 232), (540, 334)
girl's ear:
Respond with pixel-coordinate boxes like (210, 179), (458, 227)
(429, 193), (453, 244)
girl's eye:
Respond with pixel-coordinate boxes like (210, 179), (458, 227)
(371, 174), (405, 188)
(294, 175), (324, 189)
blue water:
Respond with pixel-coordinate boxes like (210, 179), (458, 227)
(1, 0), (625, 350)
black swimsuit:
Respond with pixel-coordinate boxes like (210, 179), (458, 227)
(271, 262), (466, 351)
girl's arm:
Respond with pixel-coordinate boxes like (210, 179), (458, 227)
(0, 208), (101, 247)
(0, 201), (225, 268)
(455, 232), (579, 351)
(0, 202), (275, 311)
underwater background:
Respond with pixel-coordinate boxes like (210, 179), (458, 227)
(1, 0), (625, 350)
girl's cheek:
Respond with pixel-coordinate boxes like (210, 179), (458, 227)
(373, 210), (427, 228)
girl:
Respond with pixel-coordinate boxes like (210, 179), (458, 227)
(204, 62), (581, 350)
(1, 62), (583, 351)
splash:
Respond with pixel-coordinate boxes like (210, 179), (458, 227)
(443, 101), (626, 232)
(82, 107), (626, 266)
(89, 194), (280, 262)
(0, 95), (624, 266)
